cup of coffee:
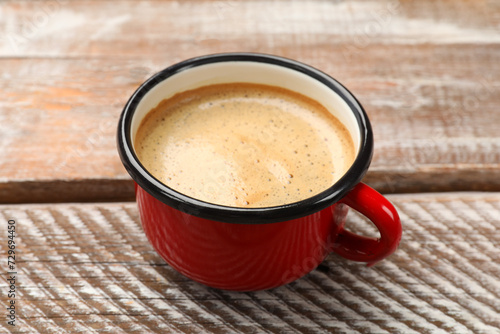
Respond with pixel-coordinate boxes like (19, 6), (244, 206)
(117, 53), (402, 291)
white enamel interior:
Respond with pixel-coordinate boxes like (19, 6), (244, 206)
(130, 62), (361, 154)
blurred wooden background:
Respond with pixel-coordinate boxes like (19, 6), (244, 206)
(1, 0), (499, 203)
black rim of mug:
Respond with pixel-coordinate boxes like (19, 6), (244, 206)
(117, 52), (374, 224)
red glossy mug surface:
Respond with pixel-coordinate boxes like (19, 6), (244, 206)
(118, 53), (402, 291)
(136, 182), (401, 291)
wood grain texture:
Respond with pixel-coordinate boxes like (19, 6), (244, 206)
(0, 193), (499, 333)
(1, 0), (500, 203)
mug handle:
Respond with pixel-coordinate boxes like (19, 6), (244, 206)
(332, 183), (402, 266)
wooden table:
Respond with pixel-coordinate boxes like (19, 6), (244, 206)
(1, 0), (499, 333)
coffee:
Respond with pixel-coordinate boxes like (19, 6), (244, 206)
(134, 83), (355, 208)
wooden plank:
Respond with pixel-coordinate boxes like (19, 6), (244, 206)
(0, 193), (499, 333)
(1, 0), (500, 202)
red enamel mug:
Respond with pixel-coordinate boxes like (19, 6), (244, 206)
(117, 53), (402, 291)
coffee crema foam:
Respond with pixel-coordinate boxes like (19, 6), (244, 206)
(135, 83), (355, 208)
